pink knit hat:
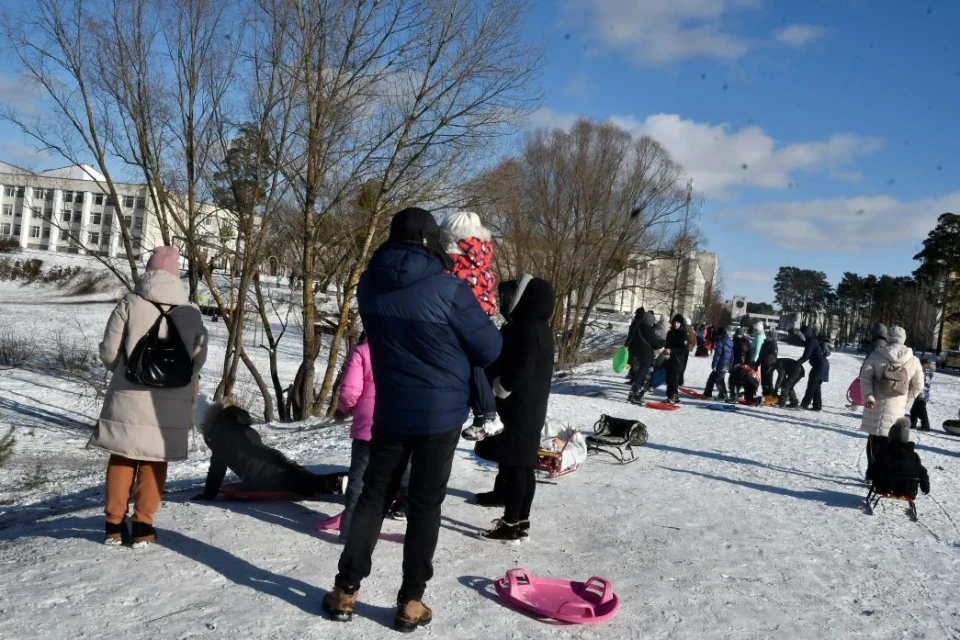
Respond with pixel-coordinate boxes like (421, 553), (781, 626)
(145, 246), (181, 277)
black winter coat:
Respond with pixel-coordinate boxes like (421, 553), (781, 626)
(756, 338), (778, 369)
(796, 327), (828, 380)
(733, 335), (752, 366)
(625, 312), (661, 368)
(202, 406), (301, 499)
(873, 441), (930, 496)
(775, 358), (805, 393)
(485, 277), (556, 467)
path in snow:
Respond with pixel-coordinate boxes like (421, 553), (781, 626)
(2, 334), (960, 638)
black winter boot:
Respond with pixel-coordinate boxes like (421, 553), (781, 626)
(131, 521), (157, 548)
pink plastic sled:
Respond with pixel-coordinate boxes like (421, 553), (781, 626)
(847, 378), (864, 407)
(494, 568), (620, 624)
(218, 482), (295, 501)
(646, 401), (680, 411)
(317, 512), (342, 531)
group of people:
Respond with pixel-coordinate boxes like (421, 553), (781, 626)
(87, 208), (557, 632)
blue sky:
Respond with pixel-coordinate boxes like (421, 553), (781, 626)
(520, 0), (960, 304)
(1, 1), (957, 305)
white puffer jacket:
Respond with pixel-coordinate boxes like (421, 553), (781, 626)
(859, 343), (923, 437)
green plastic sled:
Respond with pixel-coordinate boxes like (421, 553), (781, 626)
(612, 346), (630, 373)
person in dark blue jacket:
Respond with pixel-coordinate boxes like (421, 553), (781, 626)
(324, 208), (502, 630)
(704, 327), (733, 400)
(796, 326), (828, 411)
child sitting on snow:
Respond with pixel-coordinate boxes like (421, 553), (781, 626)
(440, 211), (501, 441)
(870, 417), (930, 498)
(730, 364), (761, 406)
(473, 275), (555, 542)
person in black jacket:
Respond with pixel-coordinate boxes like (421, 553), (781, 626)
(775, 358), (805, 408)
(871, 418), (930, 497)
(796, 326), (828, 411)
(755, 330), (779, 397)
(733, 328), (751, 368)
(664, 314), (688, 404)
(626, 310), (663, 404)
(473, 276), (555, 542)
(195, 402), (346, 500)
(623, 307), (645, 382)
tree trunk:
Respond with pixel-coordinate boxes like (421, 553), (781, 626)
(240, 347), (275, 422)
(297, 239), (318, 419)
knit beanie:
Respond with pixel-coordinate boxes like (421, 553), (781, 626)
(440, 211), (491, 255)
(887, 326), (907, 345)
(888, 417), (911, 443)
(146, 246), (181, 277)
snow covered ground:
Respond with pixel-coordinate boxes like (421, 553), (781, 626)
(2, 279), (960, 639)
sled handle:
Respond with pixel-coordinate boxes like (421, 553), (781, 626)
(556, 601), (596, 618)
(583, 577), (614, 604)
(505, 568), (532, 596)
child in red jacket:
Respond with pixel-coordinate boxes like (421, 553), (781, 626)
(441, 211), (501, 440)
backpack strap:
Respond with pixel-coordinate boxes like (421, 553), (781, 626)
(138, 294), (176, 316)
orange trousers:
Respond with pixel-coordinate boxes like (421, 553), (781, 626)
(104, 455), (168, 525)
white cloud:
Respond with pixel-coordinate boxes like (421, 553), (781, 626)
(559, 0), (763, 66)
(728, 270), (773, 283)
(526, 109), (883, 199)
(563, 71), (596, 98)
(0, 141), (49, 165)
(719, 192), (960, 252)
(774, 24), (827, 49)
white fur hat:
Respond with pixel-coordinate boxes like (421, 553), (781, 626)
(887, 326), (907, 345)
(753, 321), (764, 332)
(684, 316), (692, 325)
(440, 211), (491, 255)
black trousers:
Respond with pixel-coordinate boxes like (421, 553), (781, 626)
(474, 434), (538, 524)
(629, 365), (651, 397)
(778, 373), (803, 406)
(704, 371), (728, 400)
(469, 366), (496, 419)
(801, 377), (823, 410)
(336, 426), (460, 601)
(910, 398), (930, 430)
(666, 353), (687, 399)
(740, 376), (759, 402)
(759, 364), (775, 396)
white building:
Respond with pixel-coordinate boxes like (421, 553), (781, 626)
(0, 161), (232, 268)
(600, 250), (719, 320)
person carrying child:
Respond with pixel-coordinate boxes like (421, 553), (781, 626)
(870, 417), (930, 498)
(473, 275), (555, 542)
(440, 211), (501, 441)
(703, 326), (733, 401)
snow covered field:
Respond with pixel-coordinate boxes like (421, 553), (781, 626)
(2, 280), (960, 639)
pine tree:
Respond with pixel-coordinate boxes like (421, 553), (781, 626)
(914, 213), (960, 352)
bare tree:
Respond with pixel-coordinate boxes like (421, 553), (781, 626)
(469, 119), (689, 365)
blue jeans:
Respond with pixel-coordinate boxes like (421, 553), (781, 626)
(339, 439), (371, 542)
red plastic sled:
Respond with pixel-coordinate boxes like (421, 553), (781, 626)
(317, 512), (342, 531)
(646, 401), (680, 411)
(218, 482), (295, 501)
(847, 378), (864, 407)
(494, 568), (620, 624)
(679, 387), (705, 400)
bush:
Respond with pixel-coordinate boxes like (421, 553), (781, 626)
(0, 428), (14, 468)
(52, 331), (96, 373)
(69, 270), (112, 295)
(0, 237), (19, 254)
(0, 331), (35, 367)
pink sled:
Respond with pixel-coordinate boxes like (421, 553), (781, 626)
(494, 568), (620, 624)
(317, 512), (342, 531)
(847, 378), (864, 407)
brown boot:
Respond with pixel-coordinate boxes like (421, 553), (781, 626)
(322, 586), (359, 621)
(394, 598), (432, 633)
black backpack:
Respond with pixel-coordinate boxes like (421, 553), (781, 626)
(125, 297), (194, 388)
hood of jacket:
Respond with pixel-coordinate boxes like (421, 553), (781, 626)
(876, 343), (915, 366)
(504, 276), (554, 321)
(642, 311), (655, 327)
(766, 330), (778, 342)
(134, 270), (189, 306)
(366, 242), (446, 292)
(800, 326), (815, 341)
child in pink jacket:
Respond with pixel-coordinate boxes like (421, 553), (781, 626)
(337, 335), (375, 541)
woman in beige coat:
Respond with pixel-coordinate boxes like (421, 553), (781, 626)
(88, 246), (207, 546)
(859, 326), (923, 482)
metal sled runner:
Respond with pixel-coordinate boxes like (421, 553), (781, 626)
(865, 476), (920, 521)
(536, 428), (582, 479)
(586, 415), (648, 464)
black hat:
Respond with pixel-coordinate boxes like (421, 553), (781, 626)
(389, 207), (454, 269)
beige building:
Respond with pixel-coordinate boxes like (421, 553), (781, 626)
(600, 250), (719, 320)
(0, 161), (232, 267)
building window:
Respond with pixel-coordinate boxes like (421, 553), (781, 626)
(94, 193), (104, 205)
(134, 216), (143, 229)
(91, 212), (102, 225)
(45, 190), (54, 201)
(2, 205), (11, 216)
(74, 192), (84, 203)
(42, 227), (50, 238)
(34, 189), (45, 200)
(136, 197), (146, 209)
(15, 186), (24, 198)
(62, 211), (72, 222)
(0, 223), (9, 235)
(44, 207), (52, 219)
(29, 226), (40, 238)
(63, 191), (73, 203)
(3, 186), (13, 197)
(88, 232), (100, 245)
(13, 209), (21, 218)
(123, 195), (134, 208)
(103, 214), (113, 227)
(13, 225), (20, 235)
(123, 216), (132, 228)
